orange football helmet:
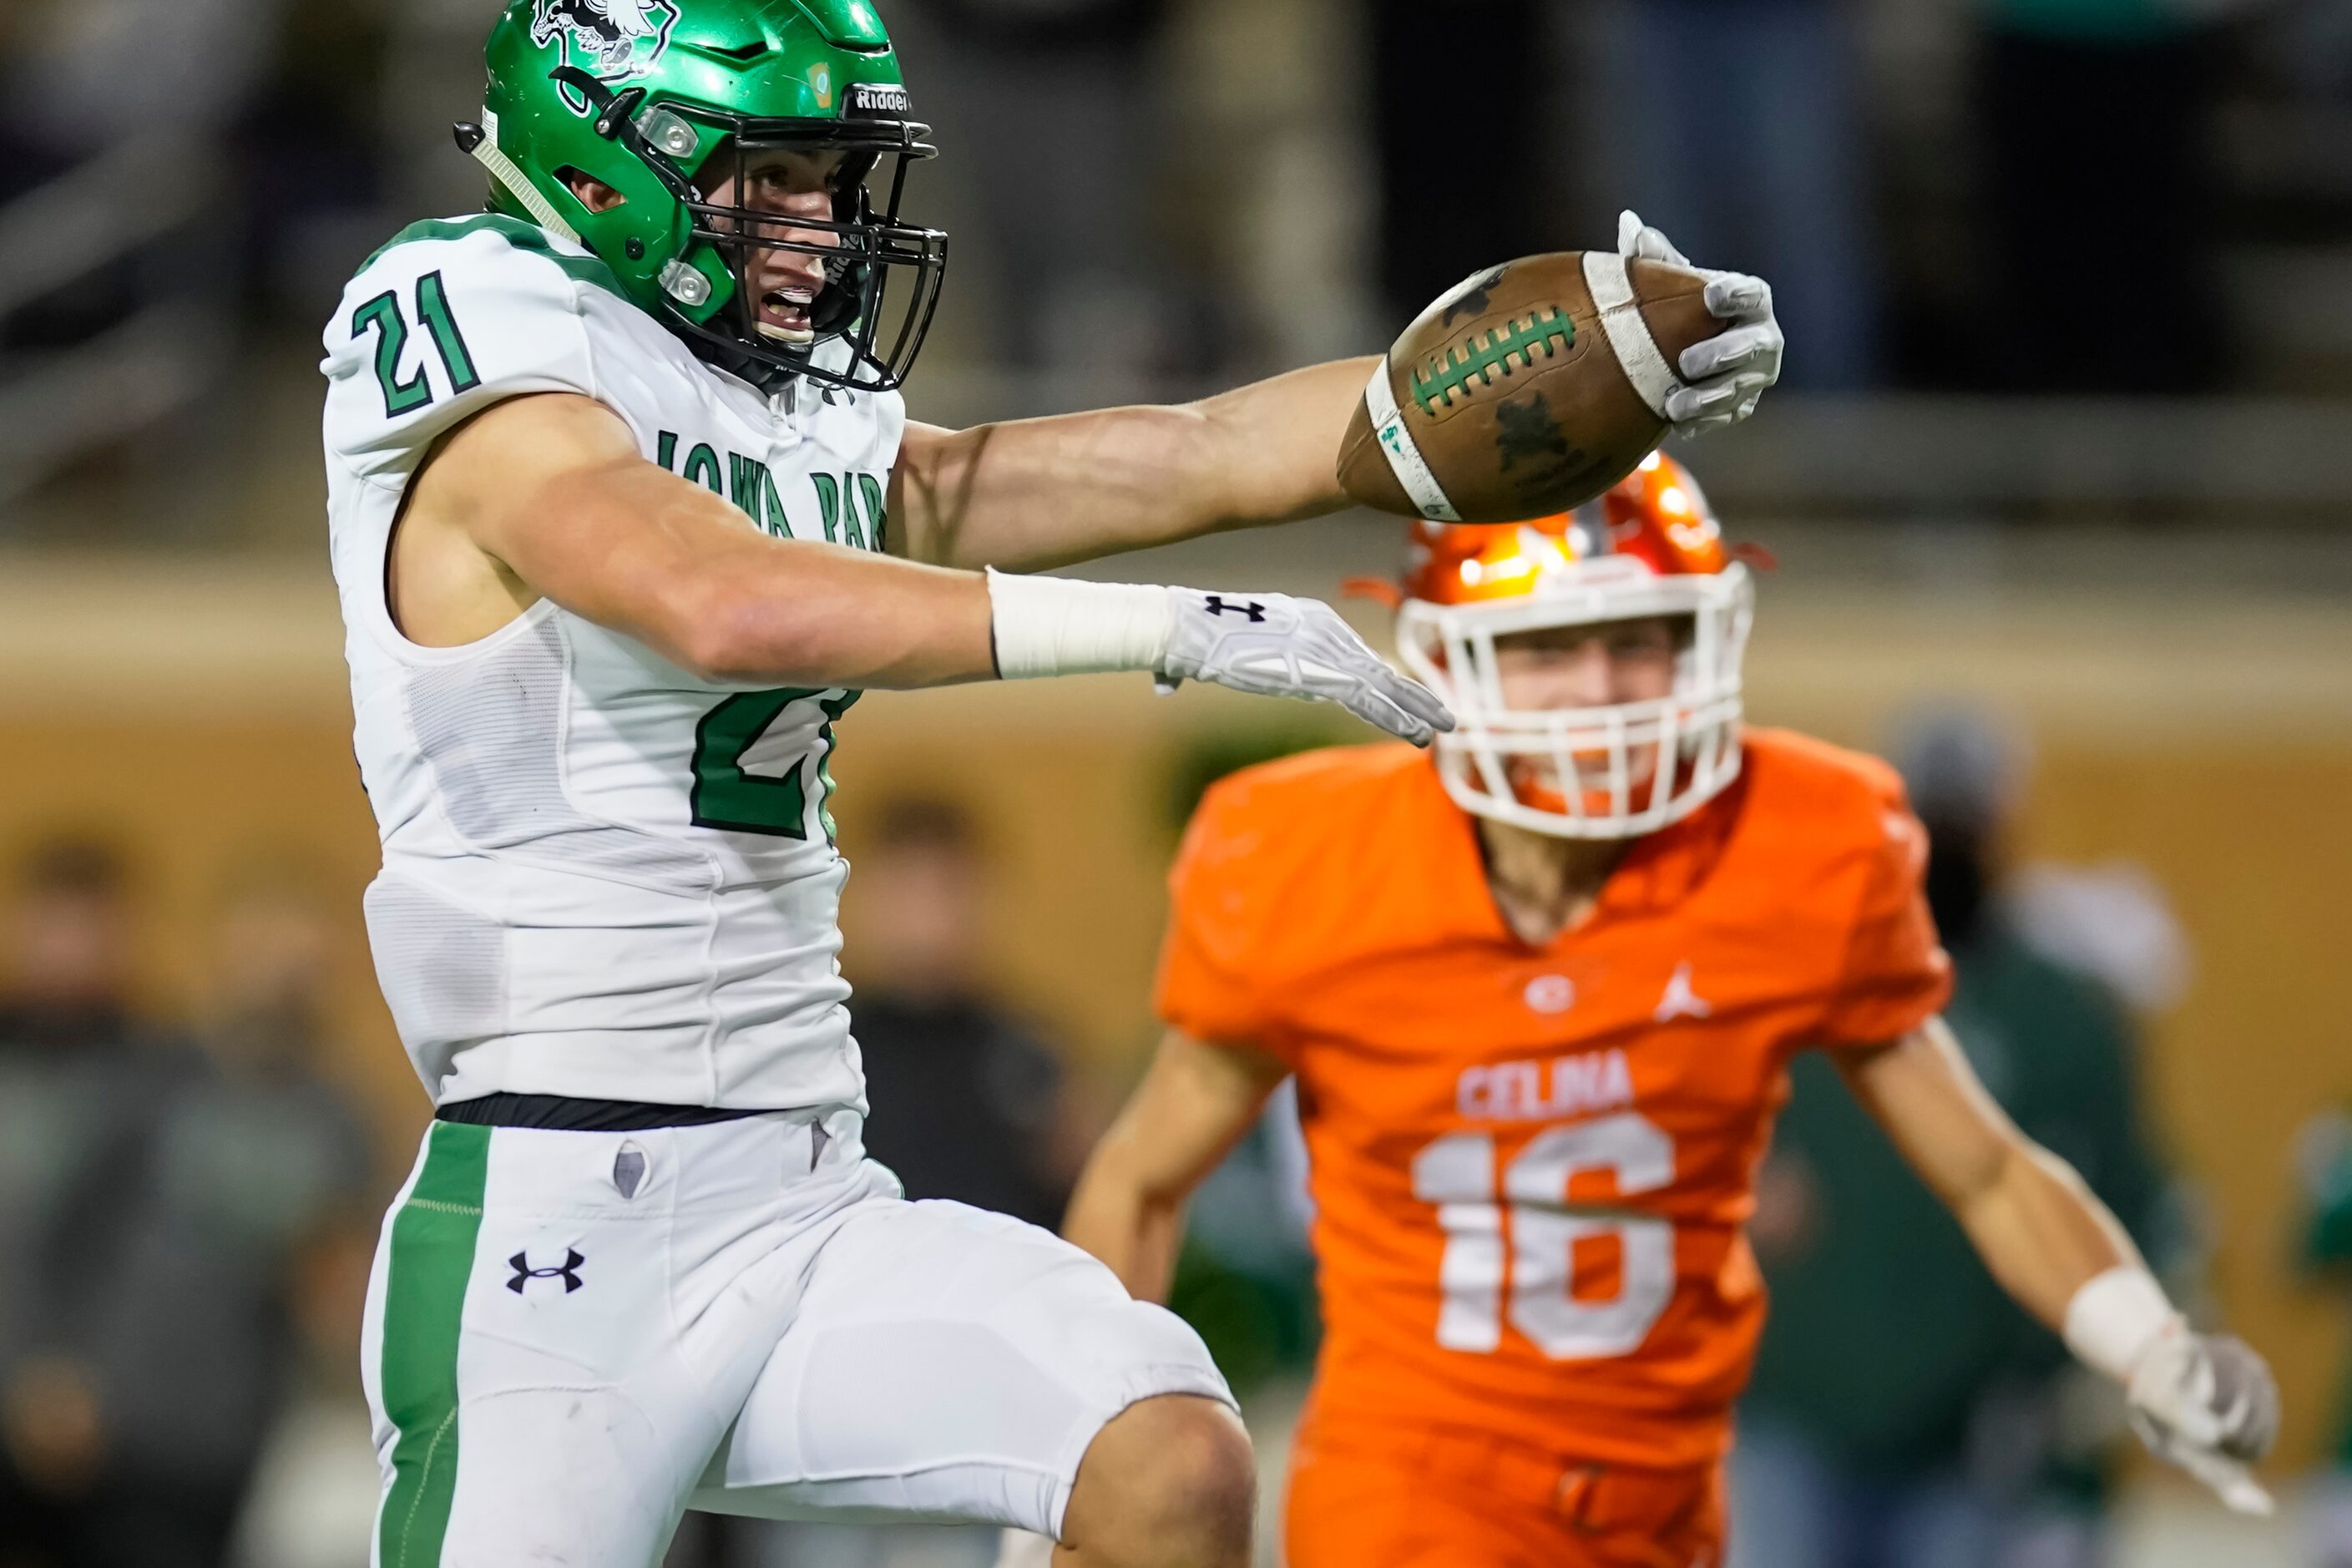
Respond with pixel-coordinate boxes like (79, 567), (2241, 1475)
(1392, 452), (1754, 837)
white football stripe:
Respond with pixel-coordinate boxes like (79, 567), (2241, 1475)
(1582, 250), (1683, 422)
(1363, 359), (1461, 524)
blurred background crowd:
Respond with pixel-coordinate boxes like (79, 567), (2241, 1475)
(2, 0), (2350, 1565)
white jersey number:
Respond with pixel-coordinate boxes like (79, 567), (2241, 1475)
(1409, 1113), (1676, 1359)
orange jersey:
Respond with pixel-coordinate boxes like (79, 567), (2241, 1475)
(1155, 728), (1952, 1469)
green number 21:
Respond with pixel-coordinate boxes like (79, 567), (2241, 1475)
(352, 271), (480, 418)
(690, 688), (861, 841)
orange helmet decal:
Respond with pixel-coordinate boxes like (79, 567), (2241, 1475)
(1604, 451), (1728, 576)
(1401, 453), (1727, 608)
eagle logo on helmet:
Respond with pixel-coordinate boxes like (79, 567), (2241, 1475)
(531, 0), (682, 113)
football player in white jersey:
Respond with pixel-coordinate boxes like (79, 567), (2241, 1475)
(321, 3), (1785, 1564)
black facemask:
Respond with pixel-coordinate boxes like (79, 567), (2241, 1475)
(551, 66), (949, 395)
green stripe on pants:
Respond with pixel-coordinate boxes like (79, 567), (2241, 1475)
(378, 1121), (490, 1568)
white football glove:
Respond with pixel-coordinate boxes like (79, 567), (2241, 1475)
(2126, 1329), (2282, 1515)
(1157, 587), (1454, 747)
(1616, 209), (1783, 434)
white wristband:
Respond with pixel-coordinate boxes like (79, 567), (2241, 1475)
(2063, 1266), (2183, 1383)
(985, 569), (1173, 680)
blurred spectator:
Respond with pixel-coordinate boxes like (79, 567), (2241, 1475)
(0, 837), (196, 1568)
(1974, 0), (2228, 392)
(851, 797), (1084, 1227)
(0, 841), (377, 1568)
(126, 862), (377, 1566)
(1600, 0), (1884, 389)
(230, 1218), (381, 1568)
(1731, 706), (2182, 1568)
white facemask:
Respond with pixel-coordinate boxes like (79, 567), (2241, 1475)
(1396, 558), (1753, 839)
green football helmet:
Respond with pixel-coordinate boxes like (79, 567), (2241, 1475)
(463, 0), (946, 392)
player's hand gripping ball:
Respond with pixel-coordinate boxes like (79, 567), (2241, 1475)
(1338, 211), (1782, 524)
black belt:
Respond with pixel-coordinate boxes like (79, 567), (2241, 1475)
(434, 1093), (771, 1133)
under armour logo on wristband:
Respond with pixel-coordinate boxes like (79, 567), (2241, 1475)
(508, 1248), (586, 1294)
(1203, 596), (1267, 622)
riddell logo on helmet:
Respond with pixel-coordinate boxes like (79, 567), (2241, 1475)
(846, 81), (914, 118)
(532, 0), (682, 114)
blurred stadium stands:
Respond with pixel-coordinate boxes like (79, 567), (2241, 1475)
(3, 1), (2351, 1565)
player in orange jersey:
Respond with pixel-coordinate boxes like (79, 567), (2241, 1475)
(1060, 454), (2280, 1568)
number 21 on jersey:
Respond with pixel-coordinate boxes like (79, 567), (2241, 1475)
(352, 271), (478, 417)
(1412, 1114), (1676, 1360)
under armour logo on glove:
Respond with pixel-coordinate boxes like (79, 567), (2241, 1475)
(1159, 586), (1454, 746)
(508, 1248), (586, 1295)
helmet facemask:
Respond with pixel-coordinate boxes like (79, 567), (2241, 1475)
(1398, 558), (1753, 839)
(543, 68), (947, 394)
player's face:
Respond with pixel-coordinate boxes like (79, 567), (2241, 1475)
(704, 147), (849, 346)
(1490, 616), (1681, 712)
(1491, 615), (1685, 802)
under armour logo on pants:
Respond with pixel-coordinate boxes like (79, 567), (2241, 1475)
(509, 1248), (586, 1294)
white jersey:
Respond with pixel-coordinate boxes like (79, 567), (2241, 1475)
(321, 214), (902, 1110)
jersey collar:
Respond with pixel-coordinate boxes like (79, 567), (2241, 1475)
(1418, 752), (1748, 953)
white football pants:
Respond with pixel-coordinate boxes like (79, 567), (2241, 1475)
(360, 1111), (1232, 1566)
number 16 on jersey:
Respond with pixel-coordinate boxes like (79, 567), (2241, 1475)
(1412, 1113), (1677, 1361)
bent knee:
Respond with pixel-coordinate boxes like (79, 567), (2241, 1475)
(1065, 1394), (1254, 1567)
(1130, 1397), (1254, 1535)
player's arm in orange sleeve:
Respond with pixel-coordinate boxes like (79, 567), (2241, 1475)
(1836, 1019), (2279, 1512)
(1062, 1030), (1290, 1304)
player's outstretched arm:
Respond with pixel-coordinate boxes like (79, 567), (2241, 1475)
(888, 218), (1781, 574)
(402, 392), (1449, 740)
(1838, 1018), (2281, 1514)
(1062, 1030), (1289, 1303)
(889, 357), (1378, 574)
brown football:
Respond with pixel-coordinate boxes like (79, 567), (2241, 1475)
(1337, 252), (1722, 524)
